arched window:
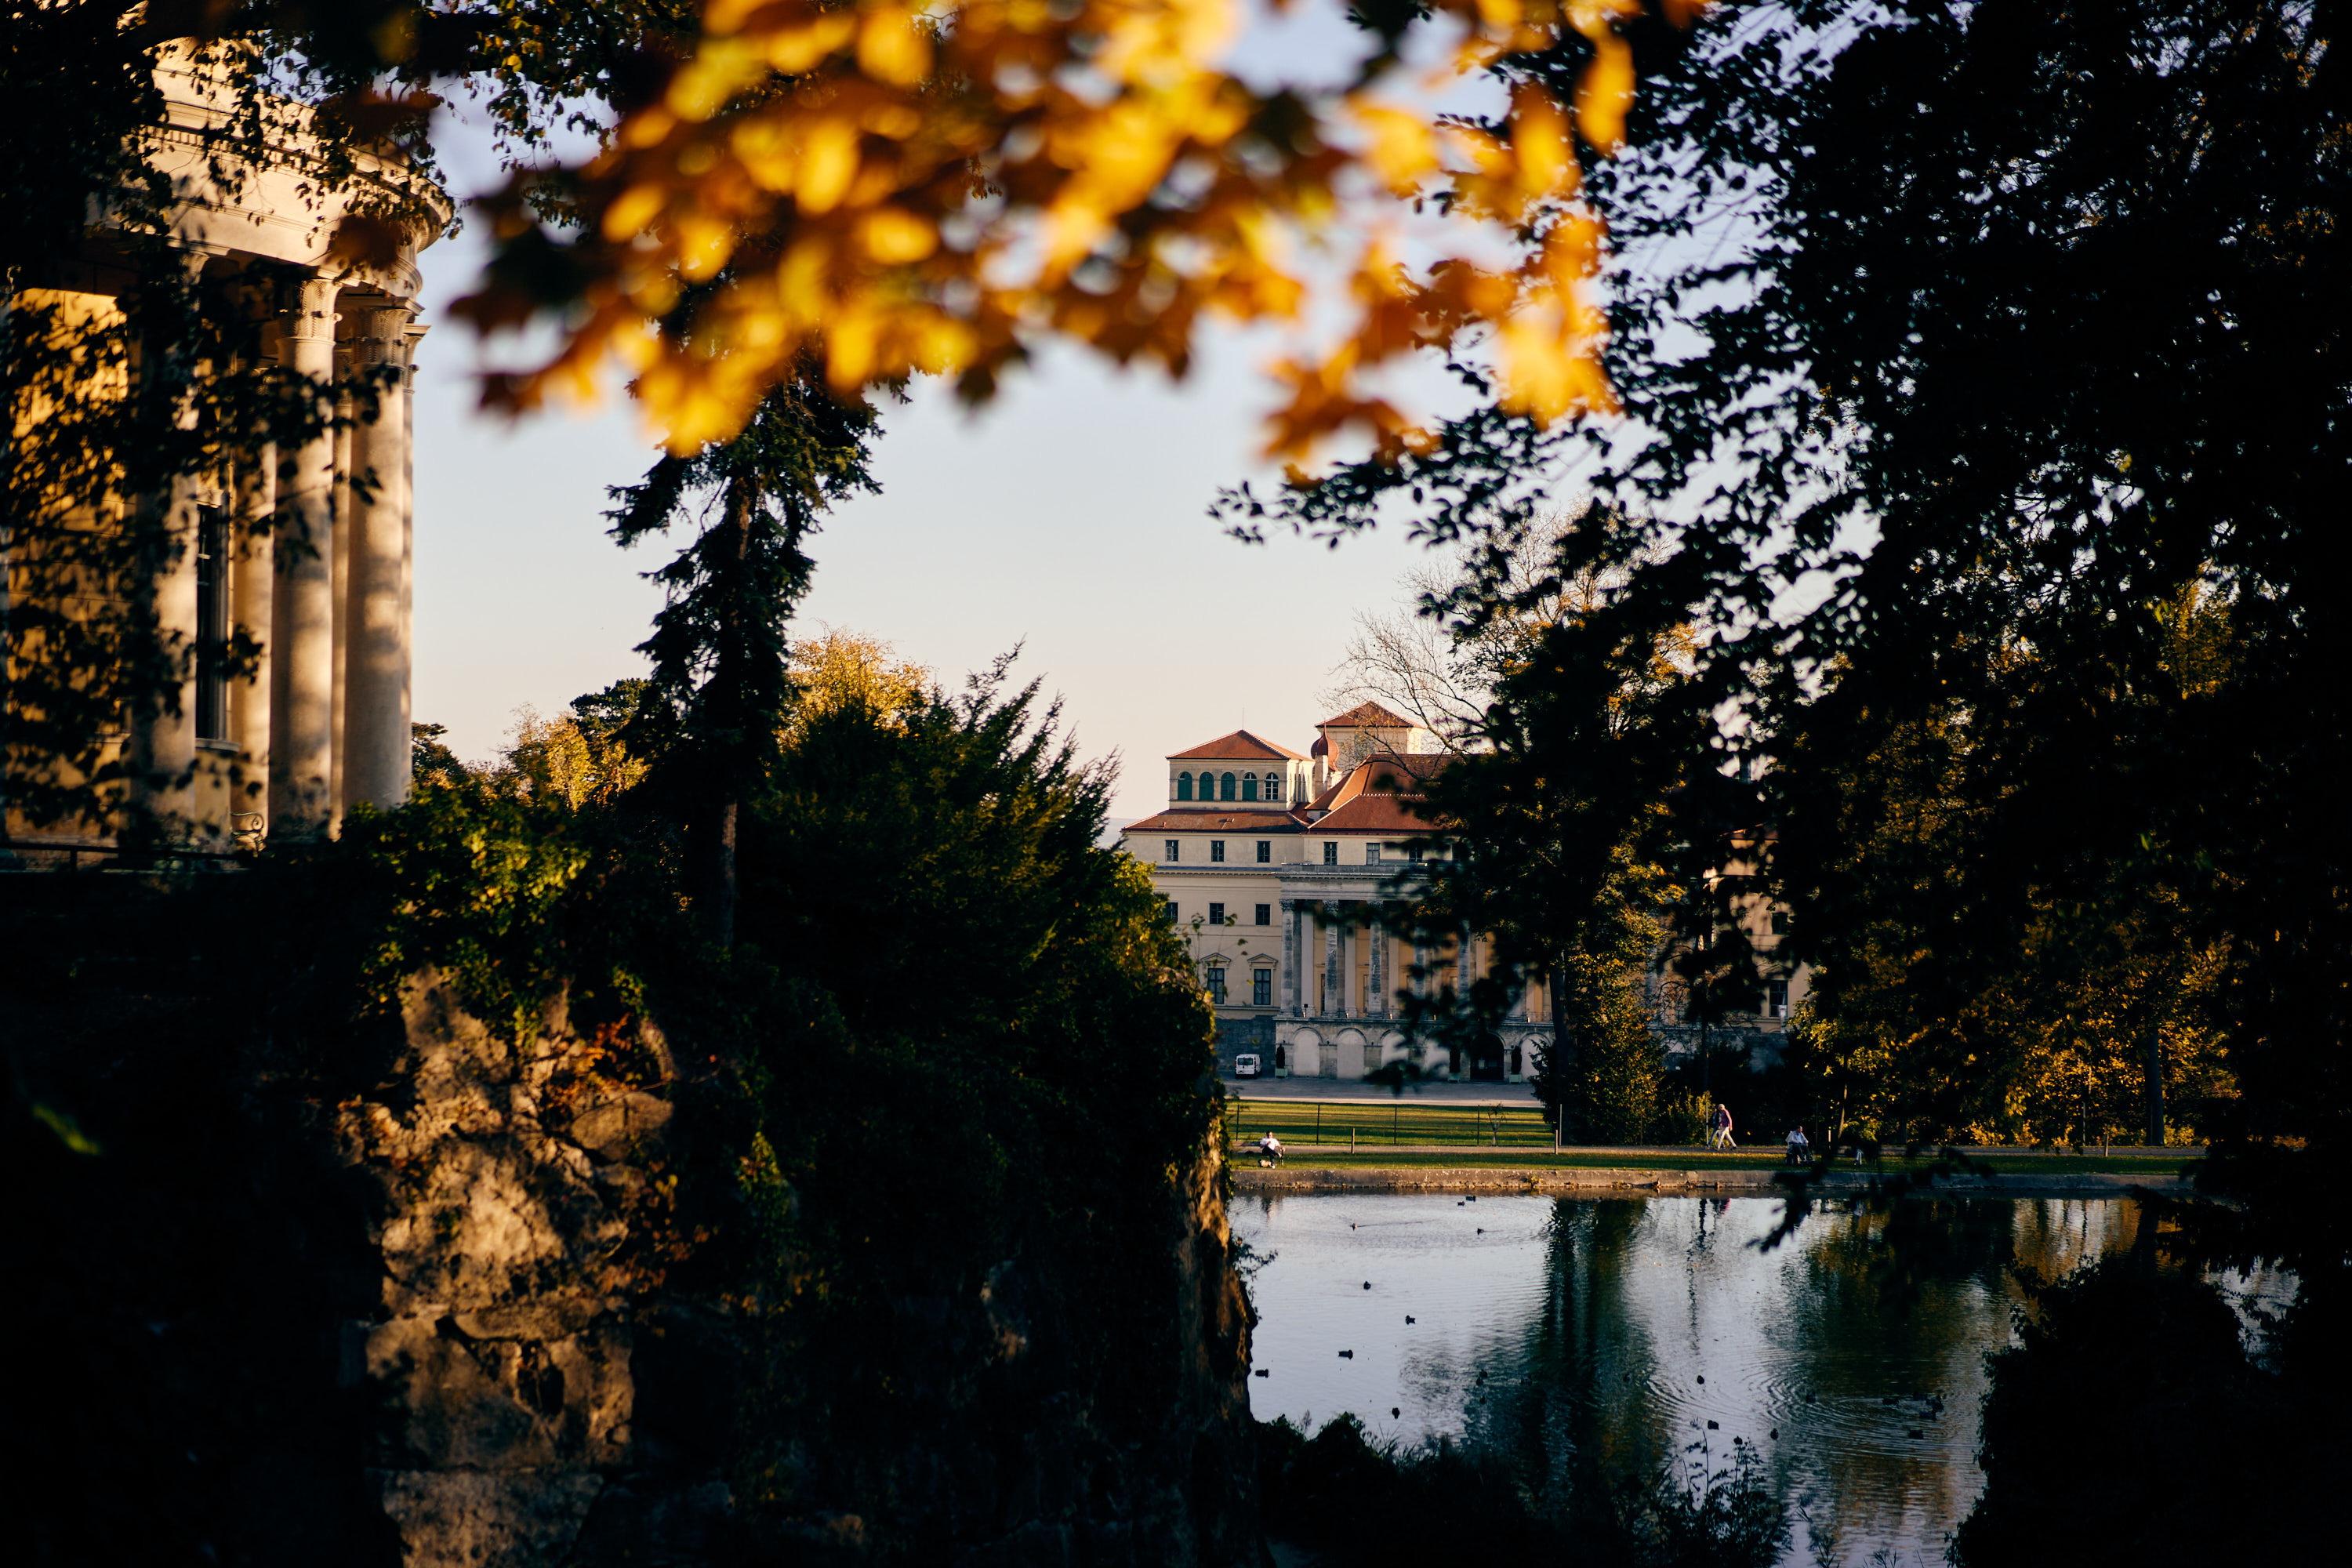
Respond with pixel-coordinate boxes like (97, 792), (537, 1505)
(1265, 771), (1282, 801)
(1176, 771), (1192, 800)
(1221, 772), (1237, 800)
(1241, 774), (1258, 800)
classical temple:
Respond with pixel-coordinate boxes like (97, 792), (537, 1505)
(4, 51), (448, 862)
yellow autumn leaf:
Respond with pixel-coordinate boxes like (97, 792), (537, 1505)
(857, 8), (933, 87)
(1577, 33), (1635, 151)
(1355, 101), (1439, 194)
(706, 0), (781, 33)
(797, 117), (862, 213)
(468, 0), (1690, 459)
(765, 16), (858, 74)
(602, 183), (669, 242)
(858, 207), (938, 262)
(1512, 85), (1576, 198)
(666, 34), (766, 122)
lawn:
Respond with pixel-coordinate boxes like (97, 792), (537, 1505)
(1232, 1148), (2198, 1177)
(1221, 1096), (1561, 1151)
(1218, 1098), (2198, 1175)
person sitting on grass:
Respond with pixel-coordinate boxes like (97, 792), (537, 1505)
(1784, 1124), (1810, 1166)
(1258, 1131), (1284, 1167)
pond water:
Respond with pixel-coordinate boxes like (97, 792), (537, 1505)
(1232, 1192), (2158, 1567)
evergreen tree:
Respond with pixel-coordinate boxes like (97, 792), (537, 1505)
(604, 376), (879, 947)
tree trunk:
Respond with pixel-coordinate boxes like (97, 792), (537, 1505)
(702, 477), (753, 951)
(710, 797), (738, 952)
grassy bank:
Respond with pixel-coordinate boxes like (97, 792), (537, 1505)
(1230, 1148), (2199, 1178)
(1220, 1099), (2198, 1175)
(1222, 1095), (1557, 1150)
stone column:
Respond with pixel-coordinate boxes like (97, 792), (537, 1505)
(401, 322), (427, 760)
(1368, 909), (1385, 1018)
(1322, 900), (1341, 1018)
(342, 303), (414, 810)
(1280, 900), (1300, 1017)
(230, 441), (276, 836)
(129, 481), (202, 834)
(126, 257), (209, 837)
(328, 368), (354, 818)
(270, 274), (341, 840)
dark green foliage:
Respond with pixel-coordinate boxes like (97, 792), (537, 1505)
(717, 666), (1232, 1552)
(1, 867), (433, 1565)
(1956, 1261), (2332, 1565)
(605, 376), (882, 945)
(8, 654), (1231, 1562)
(1534, 982), (1668, 1145)
(1227, 0), (2352, 1418)
(1256, 1414), (1786, 1567)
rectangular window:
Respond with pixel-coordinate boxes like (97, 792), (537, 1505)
(1768, 978), (1791, 1018)
(1163, 900), (1178, 924)
(1208, 902), (1226, 927)
(1206, 967), (1228, 1004)
(1366, 843), (1381, 864)
(1407, 845), (1423, 862)
(1323, 841), (1338, 866)
(1210, 840), (1225, 862)
(1256, 840), (1271, 862)
(1252, 969), (1272, 1007)
(1770, 910), (1792, 936)
(1254, 904), (1271, 927)
(193, 504), (228, 741)
(1165, 840), (1180, 862)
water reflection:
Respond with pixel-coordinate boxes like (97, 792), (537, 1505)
(1233, 1193), (2151, 1566)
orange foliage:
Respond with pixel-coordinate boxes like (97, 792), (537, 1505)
(460, 0), (1698, 459)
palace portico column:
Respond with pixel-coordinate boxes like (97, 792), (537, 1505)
(270, 272), (340, 840)
(1368, 907), (1386, 1017)
(342, 302), (414, 810)
(1322, 900), (1342, 1018)
(1280, 900), (1301, 1016)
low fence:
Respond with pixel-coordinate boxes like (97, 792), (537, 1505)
(1221, 1097), (1555, 1150)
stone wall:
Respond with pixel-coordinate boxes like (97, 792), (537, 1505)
(342, 974), (1264, 1566)
(338, 974), (723, 1565)
(7, 877), (1263, 1566)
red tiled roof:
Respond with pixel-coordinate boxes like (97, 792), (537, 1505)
(1169, 729), (1306, 761)
(1315, 793), (1448, 834)
(1317, 699), (1416, 731)
(1303, 753), (1454, 815)
(1363, 753), (1453, 787)
(1123, 810), (1305, 833)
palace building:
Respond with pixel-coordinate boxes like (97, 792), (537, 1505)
(1123, 702), (1815, 1082)
(1121, 702), (1553, 1083)
(4, 51), (448, 863)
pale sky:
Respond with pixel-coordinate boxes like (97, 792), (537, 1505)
(406, 5), (1533, 825)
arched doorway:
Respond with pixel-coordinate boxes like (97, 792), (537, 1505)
(1471, 1031), (1505, 1081)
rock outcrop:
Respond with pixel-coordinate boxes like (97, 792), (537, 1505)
(336, 973), (719, 1565)
(8, 878), (1261, 1567)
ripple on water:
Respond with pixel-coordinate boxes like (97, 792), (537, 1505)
(1233, 1192), (2153, 1567)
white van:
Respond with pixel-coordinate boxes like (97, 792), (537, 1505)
(1232, 1053), (1262, 1079)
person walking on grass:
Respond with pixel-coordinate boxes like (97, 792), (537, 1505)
(1711, 1102), (1736, 1152)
